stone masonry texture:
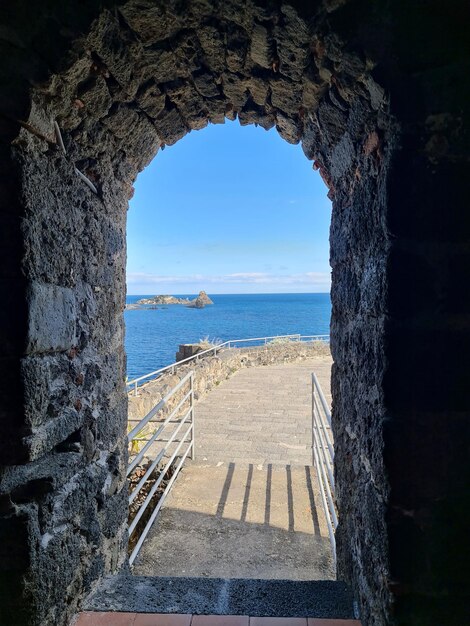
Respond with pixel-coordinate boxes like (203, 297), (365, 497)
(0, 1), (468, 626)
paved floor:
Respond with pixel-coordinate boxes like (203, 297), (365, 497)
(133, 462), (334, 579)
(133, 358), (334, 580)
(195, 358), (332, 466)
(75, 613), (360, 625)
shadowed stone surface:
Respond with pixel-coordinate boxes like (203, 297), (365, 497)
(84, 576), (355, 619)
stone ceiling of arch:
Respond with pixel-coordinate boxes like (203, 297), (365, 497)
(31, 0), (387, 198)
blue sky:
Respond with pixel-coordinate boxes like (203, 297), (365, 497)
(126, 120), (331, 295)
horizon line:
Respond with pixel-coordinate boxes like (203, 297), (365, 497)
(126, 290), (331, 296)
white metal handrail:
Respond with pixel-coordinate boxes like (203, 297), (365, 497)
(127, 370), (195, 565)
(127, 389), (192, 475)
(311, 372), (337, 565)
(127, 333), (330, 395)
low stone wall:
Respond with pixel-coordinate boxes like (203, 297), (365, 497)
(128, 341), (330, 424)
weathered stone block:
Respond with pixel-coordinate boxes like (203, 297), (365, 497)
(0, 452), (82, 496)
(25, 407), (84, 461)
(99, 486), (129, 539)
(77, 75), (112, 119)
(153, 106), (188, 145)
(142, 48), (188, 85)
(102, 104), (140, 139)
(250, 24), (272, 68)
(26, 282), (77, 354)
(275, 114), (301, 144)
(273, 6), (309, 81)
(136, 80), (166, 118)
(87, 12), (136, 89)
(198, 25), (226, 73)
(270, 76), (302, 114)
(245, 76), (269, 106)
(119, 2), (181, 42)
(165, 79), (207, 129)
(222, 73), (249, 109)
(226, 27), (249, 72)
(193, 71), (221, 98)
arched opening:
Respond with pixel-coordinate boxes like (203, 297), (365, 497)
(1, 2), (467, 625)
(123, 120), (334, 583)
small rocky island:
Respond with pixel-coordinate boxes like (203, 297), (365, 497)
(126, 291), (214, 311)
(186, 291), (214, 309)
(137, 295), (191, 305)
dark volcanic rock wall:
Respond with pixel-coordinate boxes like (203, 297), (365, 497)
(382, 3), (470, 624)
(0, 1), (468, 625)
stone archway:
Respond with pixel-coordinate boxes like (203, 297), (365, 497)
(0, 2), (468, 626)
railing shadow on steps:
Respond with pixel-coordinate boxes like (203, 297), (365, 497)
(127, 333), (330, 396)
(127, 370), (195, 565)
(311, 371), (337, 566)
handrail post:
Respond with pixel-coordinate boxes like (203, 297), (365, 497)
(190, 372), (195, 460)
(134, 381), (138, 397)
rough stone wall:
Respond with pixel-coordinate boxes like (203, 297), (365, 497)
(1, 86), (131, 626)
(324, 64), (396, 626)
(0, 1), (468, 625)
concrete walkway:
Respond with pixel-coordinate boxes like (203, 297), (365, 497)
(133, 357), (334, 581)
(195, 358), (332, 466)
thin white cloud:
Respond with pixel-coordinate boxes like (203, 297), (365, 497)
(127, 271), (331, 288)
(226, 272), (267, 279)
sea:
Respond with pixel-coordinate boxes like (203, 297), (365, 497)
(125, 293), (331, 380)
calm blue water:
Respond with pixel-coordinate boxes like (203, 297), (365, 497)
(125, 293), (331, 380)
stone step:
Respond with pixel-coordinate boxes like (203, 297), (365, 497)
(194, 454), (314, 467)
(194, 444), (314, 460)
(84, 576), (356, 620)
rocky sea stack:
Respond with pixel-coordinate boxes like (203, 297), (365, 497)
(186, 291), (214, 309)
